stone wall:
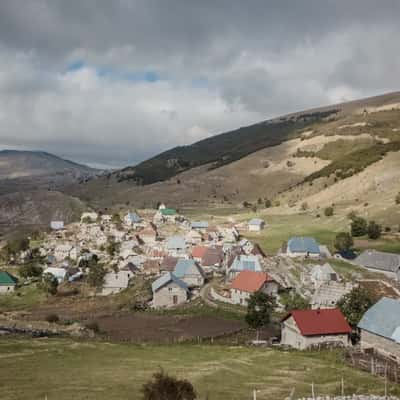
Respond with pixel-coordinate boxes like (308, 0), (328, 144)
(360, 329), (400, 361)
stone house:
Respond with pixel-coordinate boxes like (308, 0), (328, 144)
(248, 218), (266, 232)
(0, 271), (17, 294)
(230, 271), (278, 306)
(54, 244), (80, 262)
(138, 225), (158, 245)
(358, 297), (400, 361)
(101, 269), (133, 295)
(50, 221), (64, 230)
(80, 212), (98, 223)
(281, 308), (351, 350)
(160, 256), (179, 273)
(142, 259), (161, 276)
(310, 281), (353, 309)
(201, 247), (224, 271)
(310, 263), (339, 287)
(152, 272), (189, 308)
(174, 259), (205, 287)
(354, 250), (400, 280)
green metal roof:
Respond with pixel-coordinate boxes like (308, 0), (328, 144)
(0, 271), (18, 286)
(161, 208), (177, 216)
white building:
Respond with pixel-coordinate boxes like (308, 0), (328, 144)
(101, 270), (133, 295)
(248, 218), (266, 232)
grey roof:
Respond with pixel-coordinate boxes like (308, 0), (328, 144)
(288, 236), (320, 254)
(358, 297), (400, 343)
(354, 250), (400, 273)
(230, 255), (262, 272)
(174, 259), (204, 278)
(248, 218), (265, 226)
(126, 212), (141, 223)
(167, 235), (186, 250)
(191, 221), (209, 229)
(151, 272), (188, 292)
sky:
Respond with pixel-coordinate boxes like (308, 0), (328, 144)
(0, 1), (399, 169)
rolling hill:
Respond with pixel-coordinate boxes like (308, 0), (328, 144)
(67, 91), (400, 226)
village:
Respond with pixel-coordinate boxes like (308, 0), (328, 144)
(1, 202), (400, 372)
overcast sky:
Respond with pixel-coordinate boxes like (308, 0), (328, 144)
(0, 0), (399, 168)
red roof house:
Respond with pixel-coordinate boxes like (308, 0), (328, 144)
(281, 308), (351, 349)
(230, 271), (279, 305)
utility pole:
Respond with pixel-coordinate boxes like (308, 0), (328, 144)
(341, 376), (344, 396)
(253, 389), (257, 400)
(385, 362), (388, 399)
(311, 382), (315, 399)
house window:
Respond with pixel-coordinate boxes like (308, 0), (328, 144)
(173, 295), (178, 305)
(168, 287), (173, 292)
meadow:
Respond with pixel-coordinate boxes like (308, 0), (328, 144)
(0, 338), (398, 400)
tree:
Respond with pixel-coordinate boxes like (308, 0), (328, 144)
(396, 192), (400, 205)
(19, 263), (43, 279)
(337, 287), (374, 327)
(324, 206), (334, 217)
(350, 216), (368, 237)
(87, 263), (106, 288)
(5, 237), (30, 257)
(111, 213), (122, 224)
(40, 273), (58, 295)
(264, 199), (272, 208)
(141, 370), (196, 400)
(334, 232), (354, 253)
(106, 239), (120, 257)
(245, 291), (275, 339)
(367, 221), (382, 240)
(280, 291), (309, 311)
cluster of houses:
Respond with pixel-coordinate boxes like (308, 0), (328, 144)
(2, 204), (400, 363)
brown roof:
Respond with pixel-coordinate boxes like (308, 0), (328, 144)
(192, 246), (208, 258)
(142, 260), (160, 273)
(201, 247), (223, 267)
(160, 256), (179, 272)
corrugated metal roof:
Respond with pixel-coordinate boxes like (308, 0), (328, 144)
(167, 236), (186, 249)
(354, 250), (400, 273)
(230, 255), (262, 272)
(174, 259), (204, 278)
(151, 272), (188, 292)
(126, 212), (141, 223)
(191, 221), (209, 229)
(288, 237), (320, 254)
(161, 208), (177, 216)
(0, 271), (17, 286)
(358, 297), (400, 341)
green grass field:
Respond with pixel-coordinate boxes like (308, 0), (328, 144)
(0, 339), (398, 400)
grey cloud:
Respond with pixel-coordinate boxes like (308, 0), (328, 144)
(0, 1), (399, 167)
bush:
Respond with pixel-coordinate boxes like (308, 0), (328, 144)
(19, 263), (43, 279)
(396, 192), (400, 205)
(87, 263), (106, 288)
(280, 292), (309, 311)
(45, 313), (59, 323)
(334, 232), (354, 252)
(40, 273), (58, 296)
(264, 199), (272, 208)
(142, 370), (196, 400)
(324, 206), (334, 217)
(351, 217), (368, 237)
(367, 221), (382, 240)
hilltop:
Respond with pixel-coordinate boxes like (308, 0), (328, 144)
(67, 91), (400, 225)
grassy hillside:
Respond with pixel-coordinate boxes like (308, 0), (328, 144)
(113, 109), (338, 185)
(0, 339), (398, 400)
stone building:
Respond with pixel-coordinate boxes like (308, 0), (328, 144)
(358, 297), (400, 361)
(281, 308), (351, 350)
(152, 272), (189, 308)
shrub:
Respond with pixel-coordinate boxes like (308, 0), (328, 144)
(141, 370), (196, 400)
(40, 273), (58, 296)
(264, 199), (272, 208)
(324, 206), (334, 217)
(19, 263), (43, 279)
(45, 313), (59, 323)
(351, 217), (368, 237)
(334, 232), (354, 252)
(396, 192), (400, 205)
(367, 221), (382, 240)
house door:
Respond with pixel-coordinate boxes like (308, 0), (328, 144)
(173, 295), (178, 305)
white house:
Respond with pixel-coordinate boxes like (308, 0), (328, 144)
(43, 267), (67, 283)
(281, 308), (352, 350)
(101, 269), (132, 295)
(310, 263), (339, 287)
(248, 218), (266, 232)
(230, 271), (278, 306)
(0, 271), (18, 294)
(50, 221), (64, 230)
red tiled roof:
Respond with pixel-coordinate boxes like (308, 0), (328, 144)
(191, 246), (208, 258)
(230, 271), (273, 293)
(282, 308), (351, 336)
